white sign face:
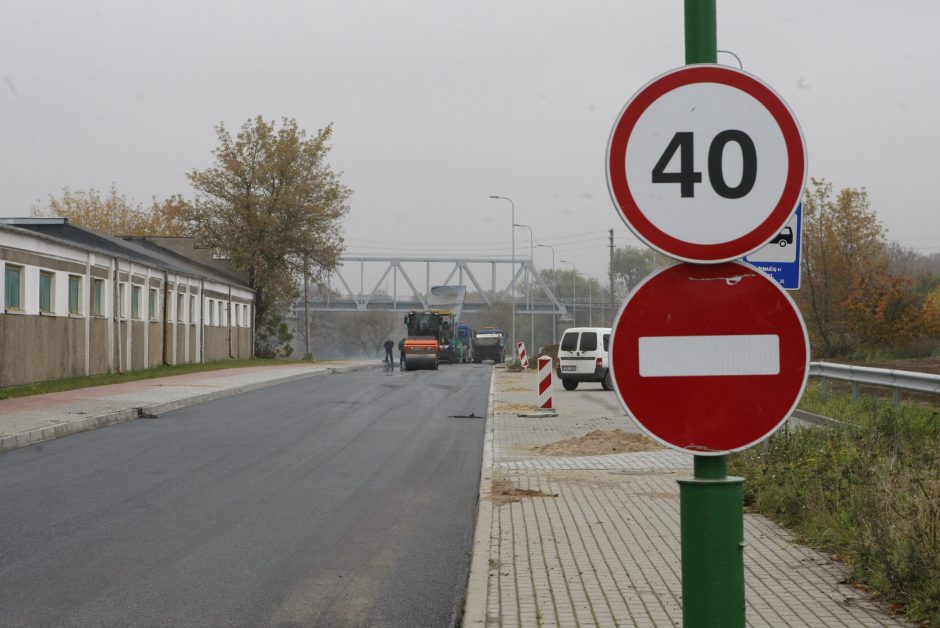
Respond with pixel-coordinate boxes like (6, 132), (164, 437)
(607, 65), (807, 263)
(625, 83), (789, 245)
(638, 334), (780, 377)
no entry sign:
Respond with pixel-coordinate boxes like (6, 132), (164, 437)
(610, 261), (809, 455)
(607, 65), (807, 263)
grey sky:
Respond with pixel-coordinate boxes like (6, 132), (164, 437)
(2, 1), (938, 285)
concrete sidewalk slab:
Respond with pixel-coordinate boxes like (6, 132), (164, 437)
(464, 369), (914, 627)
(0, 361), (373, 453)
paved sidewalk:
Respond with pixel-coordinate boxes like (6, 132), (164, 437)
(464, 369), (913, 627)
(0, 360), (372, 453)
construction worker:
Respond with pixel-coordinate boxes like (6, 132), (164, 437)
(398, 338), (406, 368)
(383, 339), (395, 364)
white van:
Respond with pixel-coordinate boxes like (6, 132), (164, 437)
(556, 327), (612, 391)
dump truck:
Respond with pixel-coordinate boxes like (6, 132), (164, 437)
(472, 327), (506, 363)
(403, 309), (454, 370)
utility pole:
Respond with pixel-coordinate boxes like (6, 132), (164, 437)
(303, 252), (310, 358)
(609, 229), (615, 325)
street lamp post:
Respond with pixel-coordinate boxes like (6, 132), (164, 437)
(489, 195), (515, 361)
(536, 243), (556, 346)
(515, 223), (534, 356)
(560, 260), (576, 327)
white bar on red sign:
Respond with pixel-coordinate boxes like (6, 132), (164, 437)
(638, 334), (780, 377)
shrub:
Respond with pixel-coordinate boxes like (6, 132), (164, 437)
(731, 390), (940, 625)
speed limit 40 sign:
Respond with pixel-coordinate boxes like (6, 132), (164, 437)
(607, 65), (807, 263)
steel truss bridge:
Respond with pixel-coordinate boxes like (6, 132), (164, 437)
(293, 256), (571, 317)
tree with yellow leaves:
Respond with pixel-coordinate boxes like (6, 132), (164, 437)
(31, 184), (191, 237)
(187, 116), (350, 357)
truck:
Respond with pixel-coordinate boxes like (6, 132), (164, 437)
(455, 322), (474, 363)
(403, 309), (455, 370)
(472, 327), (506, 363)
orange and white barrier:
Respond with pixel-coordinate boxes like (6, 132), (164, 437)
(537, 355), (553, 410)
(516, 341), (529, 368)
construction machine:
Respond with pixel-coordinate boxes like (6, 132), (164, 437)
(473, 327), (507, 363)
(403, 309), (455, 370)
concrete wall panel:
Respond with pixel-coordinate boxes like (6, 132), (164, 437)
(148, 323), (162, 368)
(131, 322), (145, 371)
(203, 327), (229, 362)
(176, 324), (186, 364)
(88, 318), (109, 375)
(0, 314), (85, 387)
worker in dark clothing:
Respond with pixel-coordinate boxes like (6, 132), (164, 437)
(383, 339), (395, 364)
(398, 338), (406, 368)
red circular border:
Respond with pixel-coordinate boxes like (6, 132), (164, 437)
(606, 65), (807, 263)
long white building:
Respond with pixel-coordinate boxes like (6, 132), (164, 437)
(0, 218), (255, 388)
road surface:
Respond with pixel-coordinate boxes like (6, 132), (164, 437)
(0, 364), (490, 627)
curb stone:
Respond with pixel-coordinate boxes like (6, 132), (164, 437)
(461, 367), (496, 627)
(0, 363), (372, 454)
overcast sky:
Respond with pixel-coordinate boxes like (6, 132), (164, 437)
(2, 1), (938, 289)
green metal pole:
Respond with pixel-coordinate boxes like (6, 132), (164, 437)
(684, 0), (717, 64)
(678, 459), (745, 627)
(680, 2), (746, 627)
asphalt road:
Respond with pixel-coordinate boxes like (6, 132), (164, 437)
(0, 364), (491, 627)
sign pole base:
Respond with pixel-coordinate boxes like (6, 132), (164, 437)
(677, 455), (745, 628)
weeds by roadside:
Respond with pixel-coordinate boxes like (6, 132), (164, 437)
(730, 388), (940, 626)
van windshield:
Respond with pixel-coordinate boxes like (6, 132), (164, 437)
(560, 332), (578, 351)
(579, 332), (597, 351)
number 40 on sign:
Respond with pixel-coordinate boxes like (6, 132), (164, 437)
(607, 65), (807, 264)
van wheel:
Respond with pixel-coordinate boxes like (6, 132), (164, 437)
(602, 371), (614, 391)
(562, 379), (578, 391)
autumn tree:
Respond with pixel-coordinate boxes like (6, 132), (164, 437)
(844, 274), (940, 354)
(795, 178), (940, 357)
(31, 184), (191, 236)
(794, 180), (887, 356)
(187, 116), (351, 357)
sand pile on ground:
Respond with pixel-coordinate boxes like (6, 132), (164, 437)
(532, 429), (662, 456)
(497, 402), (539, 413)
(488, 477), (557, 505)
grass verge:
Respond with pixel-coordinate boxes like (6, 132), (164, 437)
(0, 359), (304, 401)
(730, 386), (940, 625)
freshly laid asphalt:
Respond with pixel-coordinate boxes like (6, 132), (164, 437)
(0, 364), (490, 627)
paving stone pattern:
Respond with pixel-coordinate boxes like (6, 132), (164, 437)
(482, 369), (912, 627)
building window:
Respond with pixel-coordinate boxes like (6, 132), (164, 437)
(131, 285), (141, 319)
(244, 304), (250, 326)
(4, 265), (23, 309)
(177, 293), (184, 323)
(119, 283), (127, 318)
(149, 288), (158, 321)
(209, 299), (215, 325)
(219, 301), (224, 326)
(189, 295), (195, 323)
(92, 278), (104, 316)
(236, 303), (242, 326)
(68, 275), (82, 315)
(39, 271), (54, 313)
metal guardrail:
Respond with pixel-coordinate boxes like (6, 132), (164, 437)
(809, 361), (940, 404)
